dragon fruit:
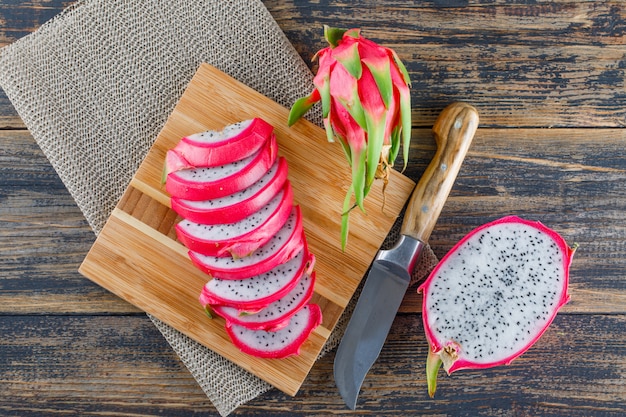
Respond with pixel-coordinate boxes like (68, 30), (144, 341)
(209, 272), (317, 331)
(226, 304), (322, 359)
(288, 25), (412, 249)
(170, 157), (288, 225)
(418, 216), (577, 397)
(175, 182), (293, 258)
(188, 207), (304, 280)
(164, 119), (322, 359)
(199, 243), (315, 313)
(165, 133), (277, 200)
(164, 118), (273, 174)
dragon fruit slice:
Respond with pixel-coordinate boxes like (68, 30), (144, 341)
(175, 182), (293, 258)
(165, 118), (273, 174)
(226, 304), (322, 359)
(170, 157), (288, 225)
(211, 272), (316, 332)
(199, 241), (315, 312)
(189, 206), (304, 280)
(418, 216), (577, 397)
(165, 133), (277, 201)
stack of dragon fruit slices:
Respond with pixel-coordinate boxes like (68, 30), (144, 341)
(164, 118), (322, 359)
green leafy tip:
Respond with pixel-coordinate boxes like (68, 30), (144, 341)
(399, 88), (412, 172)
(161, 160), (168, 185)
(392, 50), (412, 87)
(334, 42), (362, 80)
(351, 147), (367, 212)
(341, 184), (357, 251)
(324, 26), (347, 47)
(426, 346), (442, 398)
(288, 90), (320, 126)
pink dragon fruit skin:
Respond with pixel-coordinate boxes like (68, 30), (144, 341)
(419, 216), (577, 397)
(170, 157), (288, 225)
(288, 26), (411, 249)
(225, 304), (323, 359)
(164, 118), (273, 174)
(165, 133), (277, 201)
(188, 207), (305, 280)
(175, 182), (293, 258)
(209, 271), (316, 332)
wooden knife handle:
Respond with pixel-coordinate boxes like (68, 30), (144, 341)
(400, 102), (479, 242)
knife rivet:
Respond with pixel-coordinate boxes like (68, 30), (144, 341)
(440, 163), (448, 172)
(422, 205), (429, 213)
(454, 118), (462, 129)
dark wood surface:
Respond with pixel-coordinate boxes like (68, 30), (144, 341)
(1, 1), (625, 416)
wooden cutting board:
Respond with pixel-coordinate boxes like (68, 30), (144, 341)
(79, 63), (415, 396)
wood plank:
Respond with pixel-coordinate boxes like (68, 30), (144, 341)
(0, 0), (73, 129)
(255, 313), (626, 415)
(0, 314), (623, 416)
(0, 0), (623, 415)
(0, 130), (140, 314)
(2, 2), (626, 128)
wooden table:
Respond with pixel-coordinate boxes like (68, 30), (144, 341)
(1, 1), (625, 415)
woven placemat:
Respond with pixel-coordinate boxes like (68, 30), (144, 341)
(0, 1), (438, 414)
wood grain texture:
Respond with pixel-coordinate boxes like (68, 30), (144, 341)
(0, 130), (140, 314)
(1, 0), (625, 415)
(401, 102), (478, 241)
(0, 314), (623, 416)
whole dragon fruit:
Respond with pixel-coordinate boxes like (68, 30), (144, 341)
(288, 26), (412, 249)
(418, 216), (577, 397)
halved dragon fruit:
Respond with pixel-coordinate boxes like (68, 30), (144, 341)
(165, 118), (273, 174)
(175, 182), (293, 258)
(165, 133), (277, 201)
(170, 157), (288, 225)
(418, 216), (576, 397)
(210, 272), (316, 332)
(226, 304), (322, 359)
(199, 241), (315, 313)
(188, 206), (304, 280)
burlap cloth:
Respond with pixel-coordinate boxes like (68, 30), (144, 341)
(0, 0), (439, 414)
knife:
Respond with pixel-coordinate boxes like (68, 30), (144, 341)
(333, 102), (479, 409)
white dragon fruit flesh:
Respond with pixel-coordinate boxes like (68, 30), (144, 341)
(165, 117), (273, 173)
(165, 133), (277, 200)
(226, 304), (322, 358)
(175, 183), (293, 258)
(199, 244), (315, 313)
(211, 272), (316, 331)
(418, 215), (576, 397)
(170, 157), (288, 225)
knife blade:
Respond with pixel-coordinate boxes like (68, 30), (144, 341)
(334, 102), (479, 409)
